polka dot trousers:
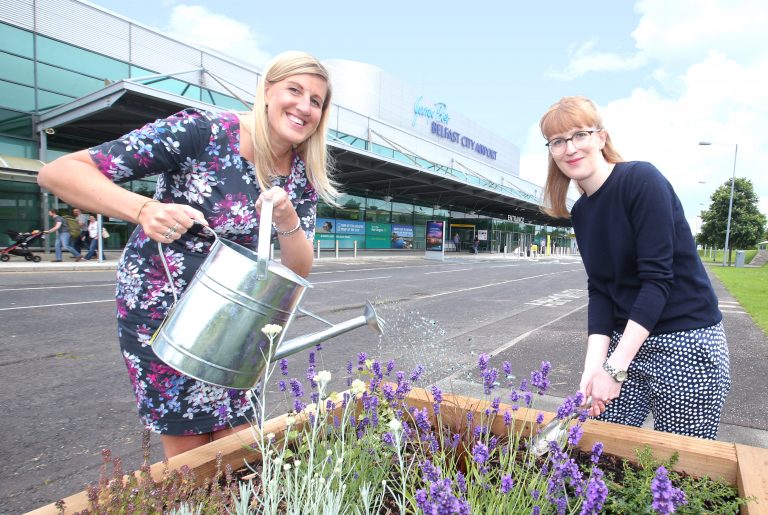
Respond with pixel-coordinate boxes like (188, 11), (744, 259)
(596, 322), (731, 440)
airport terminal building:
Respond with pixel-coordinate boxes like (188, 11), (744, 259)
(0, 0), (574, 255)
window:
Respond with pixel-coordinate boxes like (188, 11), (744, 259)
(36, 36), (129, 80)
(0, 23), (33, 58)
(0, 52), (34, 86)
(0, 80), (35, 111)
(0, 109), (33, 138)
(37, 63), (105, 98)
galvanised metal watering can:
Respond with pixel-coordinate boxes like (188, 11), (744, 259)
(150, 198), (385, 389)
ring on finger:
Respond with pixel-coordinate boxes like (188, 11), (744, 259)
(162, 229), (175, 239)
(170, 221), (181, 233)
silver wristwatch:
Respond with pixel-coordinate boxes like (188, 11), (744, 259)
(602, 359), (628, 383)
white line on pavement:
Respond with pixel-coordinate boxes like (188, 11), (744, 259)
(424, 268), (472, 274)
(312, 276), (392, 285)
(0, 299), (114, 311)
(0, 283), (114, 292)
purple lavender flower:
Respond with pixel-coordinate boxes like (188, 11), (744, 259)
(431, 385), (443, 415)
(456, 471), (466, 492)
(472, 441), (489, 465)
(278, 380), (286, 392)
(346, 360), (353, 375)
(414, 407), (431, 434)
(308, 351), (315, 366)
(500, 473), (515, 494)
(590, 442), (604, 464)
(357, 352), (367, 370)
(420, 458), (442, 483)
(450, 433), (461, 449)
(478, 353), (490, 372)
(382, 383), (395, 403)
(502, 360), (513, 375)
(503, 410), (512, 426)
(386, 359), (395, 376)
(532, 507), (541, 515)
(483, 368), (499, 395)
(289, 378), (303, 398)
(568, 424), (584, 446)
(580, 468), (608, 514)
(651, 466), (687, 514)
(410, 364), (425, 383)
(371, 360), (382, 379)
(536, 412), (545, 425)
(279, 358), (289, 376)
(420, 479), (470, 515)
(382, 432), (394, 446)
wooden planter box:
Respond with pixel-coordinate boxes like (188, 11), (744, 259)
(30, 387), (768, 514)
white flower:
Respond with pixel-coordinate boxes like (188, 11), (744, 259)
(286, 415), (296, 427)
(387, 418), (402, 433)
(267, 432), (275, 441)
(261, 324), (283, 338)
(326, 449), (333, 457)
(273, 457), (283, 466)
(313, 370), (332, 386)
(350, 379), (367, 395)
(283, 463), (291, 471)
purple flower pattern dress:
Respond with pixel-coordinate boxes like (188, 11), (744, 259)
(89, 108), (318, 435)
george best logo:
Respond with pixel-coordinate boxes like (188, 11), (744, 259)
(412, 96), (450, 127)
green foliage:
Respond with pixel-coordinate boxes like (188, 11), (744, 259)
(602, 445), (750, 514)
(710, 264), (768, 334)
(57, 430), (242, 514)
(699, 177), (767, 252)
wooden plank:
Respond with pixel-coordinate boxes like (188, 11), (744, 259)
(735, 444), (768, 515)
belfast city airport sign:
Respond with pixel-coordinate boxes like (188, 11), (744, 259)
(412, 96), (498, 161)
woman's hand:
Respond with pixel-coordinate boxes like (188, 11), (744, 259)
(580, 366), (622, 417)
(255, 186), (299, 232)
(137, 201), (208, 243)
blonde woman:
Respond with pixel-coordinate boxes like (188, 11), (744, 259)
(38, 51), (336, 457)
(540, 96), (729, 439)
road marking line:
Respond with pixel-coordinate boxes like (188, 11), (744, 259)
(311, 265), (422, 275)
(0, 299), (114, 311)
(313, 276), (391, 285)
(439, 302), (589, 383)
(424, 268), (472, 274)
(412, 269), (580, 301)
(0, 283), (114, 292)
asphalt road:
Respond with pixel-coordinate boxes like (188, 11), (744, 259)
(1, 254), (766, 514)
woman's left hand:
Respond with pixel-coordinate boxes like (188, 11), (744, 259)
(586, 370), (623, 417)
(256, 186), (299, 232)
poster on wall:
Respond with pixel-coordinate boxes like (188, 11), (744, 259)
(478, 230), (488, 241)
(424, 220), (445, 261)
(316, 218), (335, 234)
(391, 224), (414, 249)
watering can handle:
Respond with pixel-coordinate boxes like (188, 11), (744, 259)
(256, 196), (273, 280)
(158, 221), (218, 305)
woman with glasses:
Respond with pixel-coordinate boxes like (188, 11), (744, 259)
(540, 96), (730, 439)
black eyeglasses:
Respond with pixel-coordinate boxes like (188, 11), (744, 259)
(546, 129), (602, 156)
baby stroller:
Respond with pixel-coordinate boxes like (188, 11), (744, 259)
(1, 229), (45, 262)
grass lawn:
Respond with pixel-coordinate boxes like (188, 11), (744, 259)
(707, 261), (768, 335)
(698, 249), (758, 265)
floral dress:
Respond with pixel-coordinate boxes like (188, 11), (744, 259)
(89, 108), (318, 435)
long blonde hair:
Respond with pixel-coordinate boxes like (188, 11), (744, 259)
(539, 96), (623, 218)
(240, 50), (338, 203)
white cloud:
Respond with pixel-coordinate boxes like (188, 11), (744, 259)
(521, 0), (768, 232)
(546, 40), (648, 80)
(164, 5), (271, 69)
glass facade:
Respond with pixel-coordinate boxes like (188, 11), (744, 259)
(0, 7), (574, 255)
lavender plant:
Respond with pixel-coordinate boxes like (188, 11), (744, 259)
(59, 325), (751, 514)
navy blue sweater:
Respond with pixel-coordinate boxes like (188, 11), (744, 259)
(571, 161), (721, 336)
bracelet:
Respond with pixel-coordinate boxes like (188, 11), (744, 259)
(136, 199), (160, 223)
(273, 218), (302, 236)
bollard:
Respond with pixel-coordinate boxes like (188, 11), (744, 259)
(354, 240), (357, 258)
(316, 239), (321, 260)
(270, 243), (274, 260)
(335, 239), (339, 258)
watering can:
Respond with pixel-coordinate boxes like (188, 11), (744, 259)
(150, 198), (385, 389)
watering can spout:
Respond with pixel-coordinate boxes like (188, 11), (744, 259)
(272, 301), (384, 361)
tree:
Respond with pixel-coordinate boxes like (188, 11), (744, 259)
(699, 177), (767, 265)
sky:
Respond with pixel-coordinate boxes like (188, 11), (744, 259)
(85, 0), (768, 232)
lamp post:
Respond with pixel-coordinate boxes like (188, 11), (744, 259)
(699, 142), (738, 266)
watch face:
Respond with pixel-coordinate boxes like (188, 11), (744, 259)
(616, 370), (628, 382)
